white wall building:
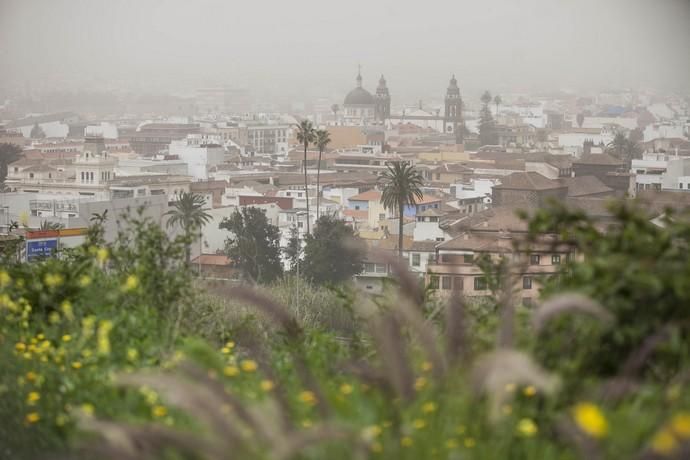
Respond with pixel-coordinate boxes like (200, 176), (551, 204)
(169, 134), (225, 180)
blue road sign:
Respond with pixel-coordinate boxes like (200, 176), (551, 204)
(27, 239), (58, 261)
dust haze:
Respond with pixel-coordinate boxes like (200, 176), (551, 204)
(1, 0), (689, 105)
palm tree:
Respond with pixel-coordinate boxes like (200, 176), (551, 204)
(481, 90), (492, 107)
(39, 220), (64, 231)
(314, 129), (331, 221)
(165, 192), (212, 265)
(380, 161), (424, 257)
(295, 120), (316, 234)
(493, 94), (502, 115)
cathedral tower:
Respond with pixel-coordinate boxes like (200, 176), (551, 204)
(374, 75), (391, 123)
(443, 75), (463, 144)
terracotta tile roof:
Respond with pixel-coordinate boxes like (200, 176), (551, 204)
(344, 209), (368, 219)
(494, 172), (565, 191)
(349, 190), (382, 201)
(559, 176), (613, 197)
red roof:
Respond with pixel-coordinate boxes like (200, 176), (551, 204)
(349, 190), (382, 201)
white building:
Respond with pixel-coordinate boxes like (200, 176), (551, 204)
(169, 134), (225, 180)
(631, 153), (690, 195)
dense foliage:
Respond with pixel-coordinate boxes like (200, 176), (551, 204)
(301, 215), (365, 285)
(220, 207), (283, 283)
(1, 200), (689, 460)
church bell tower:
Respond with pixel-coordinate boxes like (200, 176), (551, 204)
(374, 75), (391, 123)
(444, 75), (463, 144)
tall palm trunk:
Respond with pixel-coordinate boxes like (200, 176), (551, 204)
(398, 202), (404, 257)
(303, 143), (310, 234)
(316, 147), (322, 222)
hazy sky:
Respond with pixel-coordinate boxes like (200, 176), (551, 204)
(1, 0), (689, 104)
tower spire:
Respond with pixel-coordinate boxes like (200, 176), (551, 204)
(356, 64), (362, 88)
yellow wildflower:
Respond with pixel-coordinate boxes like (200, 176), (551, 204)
(15, 342), (26, 352)
(671, 413), (690, 439)
(71, 361), (82, 369)
(401, 436), (413, 447)
(464, 437), (476, 448)
(26, 371), (37, 382)
(44, 273), (64, 288)
(97, 320), (113, 355)
(361, 425), (382, 441)
(123, 274), (139, 292)
(127, 348), (139, 361)
(260, 380), (274, 392)
(223, 366), (239, 377)
(0, 270), (10, 287)
(78, 275), (92, 287)
(370, 442), (383, 453)
(572, 402), (608, 438)
(421, 361), (433, 372)
(26, 392), (40, 405)
(651, 429), (678, 455)
(414, 377), (427, 391)
(61, 334), (71, 342)
(422, 402), (437, 414)
(298, 391), (317, 406)
(445, 439), (459, 449)
(517, 418), (538, 437)
(221, 347), (231, 354)
(96, 247), (109, 263)
(49, 312), (60, 324)
(152, 405), (167, 418)
(413, 419), (426, 429)
(523, 385), (537, 397)
(81, 403), (95, 416)
(340, 383), (354, 395)
(60, 300), (74, 321)
(457, 424), (466, 435)
(25, 412), (40, 424)
(240, 359), (258, 372)
(36, 333), (44, 340)
(225, 341), (235, 349)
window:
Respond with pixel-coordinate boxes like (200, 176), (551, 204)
(453, 276), (463, 291)
(429, 276), (440, 289)
(428, 254), (437, 264)
(13, 167), (18, 172)
(436, 237), (444, 242)
(463, 254), (474, 263)
(474, 277), (487, 291)
(530, 254), (540, 265)
(523, 276), (532, 290)
(441, 276), (451, 290)
(551, 254), (561, 265)
(297, 221), (303, 228)
(364, 263), (375, 273)
(411, 253), (420, 267)
(379, 213), (386, 221)
(354, 205), (360, 210)
(375, 263), (387, 274)
(29, 173), (34, 179)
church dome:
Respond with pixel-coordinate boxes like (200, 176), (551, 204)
(344, 87), (375, 106)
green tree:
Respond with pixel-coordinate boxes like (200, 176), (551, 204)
(283, 225), (301, 273)
(314, 129), (331, 221)
(0, 143), (22, 188)
(30, 123), (45, 139)
(295, 119), (316, 235)
(576, 113), (585, 128)
(527, 199), (690, 378)
(479, 90), (498, 146)
(493, 94), (502, 115)
(380, 161), (424, 257)
(607, 131), (628, 159)
(220, 207), (282, 283)
(165, 192), (212, 265)
(301, 215), (364, 285)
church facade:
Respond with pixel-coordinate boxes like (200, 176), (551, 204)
(341, 71), (464, 144)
